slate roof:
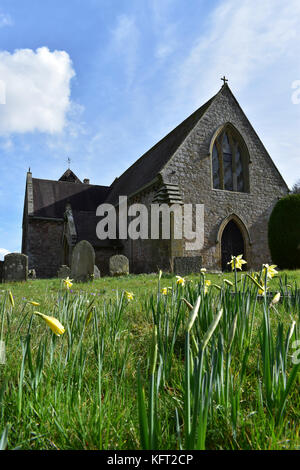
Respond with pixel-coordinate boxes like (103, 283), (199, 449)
(31, 178), (110, 219)
(105, 94), (216, 204)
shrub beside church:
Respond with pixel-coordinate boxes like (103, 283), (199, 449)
(268, 194), (300, 269)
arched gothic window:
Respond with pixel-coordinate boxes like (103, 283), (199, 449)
(212, 127), (249, 192)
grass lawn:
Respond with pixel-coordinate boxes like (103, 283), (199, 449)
(0, 268), (299, 450)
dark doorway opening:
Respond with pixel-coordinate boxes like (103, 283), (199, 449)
(221, 220), (245, 271)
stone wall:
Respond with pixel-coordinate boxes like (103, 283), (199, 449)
(24, 219), (64, 278)
(121, 185), (173, 273)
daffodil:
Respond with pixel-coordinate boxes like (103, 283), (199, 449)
(227, 254), (247, 271)
(158, 270), (163, 280)
(224, 279), (234, 287)
(29, 301), (40, 306)
(204, 279), (211, 294)
(258, 286), (266, 296)
(270, 292), (281, 308)
(8, 291), (14, 308)
(200, 268), (207, 273)
(161, 287), (172, 295)
(176, 276), (185, 286)
(124, 291), (134, 301)
(63, 276), (73, 289)
(34, 311), (65, 336)
(262, 264), (278, 279)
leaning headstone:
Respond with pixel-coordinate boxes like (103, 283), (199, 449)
(109, 254), (129, 276)
(174, 256), (202, 276)
(71, 240), (95, 282)
(3, 253), (28, 282)
(57, 265), (71, 279)
(0, 261), (3, 283)
(94, 265), (101, 279)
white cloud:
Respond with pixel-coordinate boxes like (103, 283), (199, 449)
(175, 0), (300, 102)
(0, 248), (10, 260)
(0, 47), (75, 135)
(0, 12), (13, 28)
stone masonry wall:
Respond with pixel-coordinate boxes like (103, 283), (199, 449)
(121, 185), (173, 274)
(160, 85), (288, 270)
(25, 219), (64, 278)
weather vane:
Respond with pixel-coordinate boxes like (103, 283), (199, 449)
(221, 76), (228, 85)
(67, 157), (71, 169)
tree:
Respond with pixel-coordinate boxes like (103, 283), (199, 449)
(268, 194), (300, 269)
(291, 179), (300, 194)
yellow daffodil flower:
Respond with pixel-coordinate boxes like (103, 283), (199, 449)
(63, 277), (73, 289)
(176, 276), (185, 286)
(8, 291), (14, 308)
(258, 286), (266, 296)
(34, 311), (65, 336)
(262, 264), (278, 279)
(270, 292), (281, 308)
(227, 254), (247, 271)
(158, 270), (163, 280)
(124, 291), (134, 301)
(161, 287), (172, 295)
(224, 279), (234, 287)
(29, 301), (40, 306)
(200, 268), (207, 273)
(204, 279), (211, 294)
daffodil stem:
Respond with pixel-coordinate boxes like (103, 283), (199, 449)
(234, 262), (238, 294)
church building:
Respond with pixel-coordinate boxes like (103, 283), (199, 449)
(22, 82), (289, 278)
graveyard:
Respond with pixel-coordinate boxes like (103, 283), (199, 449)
(0, 255), (299, 450)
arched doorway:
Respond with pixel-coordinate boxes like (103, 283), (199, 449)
(221, 219), (245, 271)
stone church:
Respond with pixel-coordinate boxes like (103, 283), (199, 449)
(22, 82), (289, 278)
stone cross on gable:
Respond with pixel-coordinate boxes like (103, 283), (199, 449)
(221, 76), (228, 85)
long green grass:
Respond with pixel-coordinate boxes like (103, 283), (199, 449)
(0, 269), (299, 450)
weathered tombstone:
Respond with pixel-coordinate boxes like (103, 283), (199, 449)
(94, 265), (101, 279)
(174, 256), (202, 276)
(57, 265), (71, 279)
(28, 269), (36, 280)
(3, 253), (28, 282)
(71, 240), (95, 282)
(0, 261), (3, 283)
(109, 254), (129, 276)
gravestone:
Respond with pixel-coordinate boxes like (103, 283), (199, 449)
(174, 256), (202, 276)
(109, 254), (129, 276)
(71, 240), (95, 282)
(57, 265), (71, 279)
(94, 265), (101, 279)
(0, 261), (3, 283)
(3, 253), (28, 282)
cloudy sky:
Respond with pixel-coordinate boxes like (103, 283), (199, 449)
(0, 0), (300, 258)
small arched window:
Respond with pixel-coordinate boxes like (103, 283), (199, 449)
(212, 126), (249, 192)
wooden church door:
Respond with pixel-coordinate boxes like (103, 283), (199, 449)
(221, 220), (245, 271)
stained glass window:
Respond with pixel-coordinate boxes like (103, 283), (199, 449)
(212, 128), (248, 192)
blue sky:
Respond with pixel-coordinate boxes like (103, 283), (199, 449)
(0, 0), (300, 258)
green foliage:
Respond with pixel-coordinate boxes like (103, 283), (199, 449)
(0, 271), (299, 450)
(268, 194), (300, 269)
